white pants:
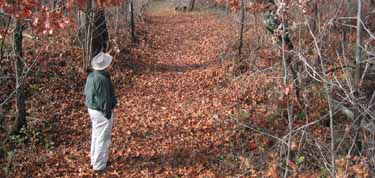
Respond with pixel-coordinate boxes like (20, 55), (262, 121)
(88, 108), (113, 171)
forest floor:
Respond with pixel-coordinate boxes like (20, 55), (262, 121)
(1, 1), (294, 178)
(107, 2), (242, 177)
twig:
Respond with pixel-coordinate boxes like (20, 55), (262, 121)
(0, 57), (38, 107)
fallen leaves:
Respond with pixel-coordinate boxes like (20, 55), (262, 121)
(265, 161), (279, 178)
(4, 5), (245, 177)
(1, 1), (361, 177)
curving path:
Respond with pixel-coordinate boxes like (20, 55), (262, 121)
(110, 1), (237, 177)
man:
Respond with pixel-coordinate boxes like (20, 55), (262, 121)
(84, 52), (117, 172)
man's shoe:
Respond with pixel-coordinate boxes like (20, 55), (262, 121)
(92, 168), (105, 177)
(93, 169), (105, 173)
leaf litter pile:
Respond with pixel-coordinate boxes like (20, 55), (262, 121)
(1, 4), (295, 178)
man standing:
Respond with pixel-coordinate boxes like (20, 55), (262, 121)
(84, 52), (117, 172)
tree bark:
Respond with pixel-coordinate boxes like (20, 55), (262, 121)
(354, 0), (363, 92)
(0, 16), (11, 62)
(226, 0), (229, 15)
(51, 0), (57, 9)
(353, 0), (364, 156)
(254, 13), (260, 47)
(115, 7), (119, 34)
(92, 8), (109, 57)
(0, 111), (3, 128)
(130, 0), (137, 43)
(190, 0), (196, 11)
(238, 0), (245, 55)
(308, 0), (318, 34)
(11, 19), (26, 135)
(82, 0), (93, 72)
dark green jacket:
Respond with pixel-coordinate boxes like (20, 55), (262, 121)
(84, 70), (117, 119)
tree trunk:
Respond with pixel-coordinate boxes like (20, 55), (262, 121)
(354, 0), (363, 91)
(82, 0), (93, 72)
(353, 0), (364, 155)
(51, 0), (57, 9)
(11, 19), (26, 135)
(238, 0), (245, 55)
(308, 0), (318, 34)
(92, 9), (109, 57)
(130, 0), (137, 43)
(190, 0), (196, 11)
(226, 0), (229, 15)
(254, 13), (260, 47)
(115, 7), (119, 34)
(0, 16), (11, 62)
(0, 111), (3, 129)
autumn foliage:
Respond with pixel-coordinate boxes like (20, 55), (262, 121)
(0, 0), (124, 36)
(1, 0), (375, 177)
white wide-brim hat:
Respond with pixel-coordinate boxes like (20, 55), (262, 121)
(91, 52), (113, 70)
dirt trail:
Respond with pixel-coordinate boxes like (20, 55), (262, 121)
(23, 1), (241, 177)
(109, 1), (238, 177)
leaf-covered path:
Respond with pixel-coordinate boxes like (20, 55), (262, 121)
(110, 2), (237, 177)
(25, 1), (248, 177)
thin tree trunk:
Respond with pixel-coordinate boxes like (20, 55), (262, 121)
(52, 0), (57, 9)
(0, 111), (3, 128)
(92, 9), (109, 57)
(122, 0), (127, 15)
(254, 13), (260, 47)
(0, 16), (11, 62)
(238, 0), (245, 55)
(281, 12), (293, 178)
(307, 15), (336, 178)
(83, 0), (93, 72)
(11, 19), (26, 135)
(130, 0), (137, 43)
(122, 0), (129, 29)
(353, 0), (364, 156)
(308, 0), (318, 34)
(115, 7), (119, 34)
(190, 0), (196, 11)
(354, 0), (363, 92)
(226, 0), (229, 15)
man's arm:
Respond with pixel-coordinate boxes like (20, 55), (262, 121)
(101, 78), (113, 119)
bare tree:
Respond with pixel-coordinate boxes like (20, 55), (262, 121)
(92, 8), (109, 57)
(81, 0), (94, 72)
(353, 0), (364, 155)
(0, 16), (11, 61)
(226, 0), (229, 15)
(11, 19), (26, 135)
(238, 0), (245, 55)
(130, 0), (137, 43)
(354, 0), (363, 93)
(190, 0), (196, 11)
(308, 0), (318, 34)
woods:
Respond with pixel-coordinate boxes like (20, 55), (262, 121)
(0, 0), (375, 177)
(220, 0), (375, 177)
